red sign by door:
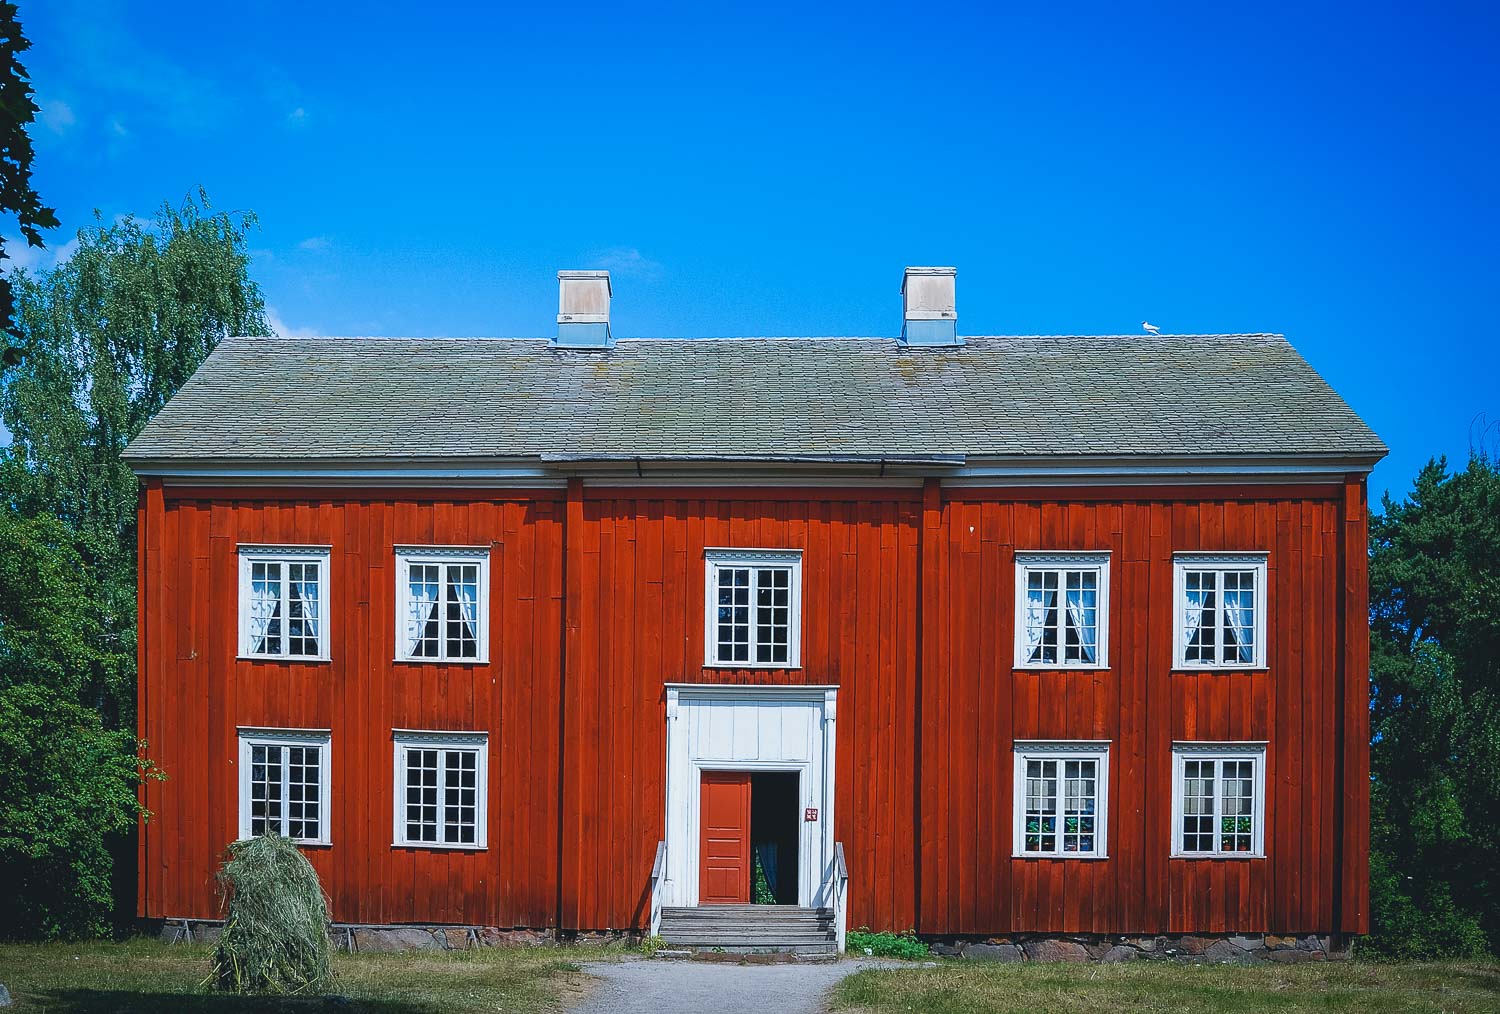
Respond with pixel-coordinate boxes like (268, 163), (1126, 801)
(805, 807), (819, 822)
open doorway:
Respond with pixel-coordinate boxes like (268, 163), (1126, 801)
(750, 772), (800, 905)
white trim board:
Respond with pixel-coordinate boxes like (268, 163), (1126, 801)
(1013, 551), (1111, 670)
(391, 730), (490, 850)
(1172, 552), (1270, 671)
(1170, 741), (1268, 858)
(662, 684), (837, 909)
(237, 728), (332, 846)
(1011, 740), (1110, 859)
(702, 548), (804, 669)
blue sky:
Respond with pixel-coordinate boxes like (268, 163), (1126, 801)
(16, 0), (1498, 498)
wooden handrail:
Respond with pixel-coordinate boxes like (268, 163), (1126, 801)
(649, 840), (667, 938)
(832, 841), (849, 953)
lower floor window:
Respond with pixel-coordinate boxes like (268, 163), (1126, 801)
(393, 731), (488, 848)
(1172, 743), (1266, 857)
(1012, 741), (1110, 858)
(238, 729), (330, 844)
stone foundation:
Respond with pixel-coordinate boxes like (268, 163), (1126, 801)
(157, 919), (1350, 962)
(927, 933), (1351, 964)
(156, 919), (634, 952)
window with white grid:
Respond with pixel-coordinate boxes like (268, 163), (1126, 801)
(704, 549), (803, 667)
(393, 732), (487, 848)
(1012, 742), (1109, 858)
(238, 730), (330, 844)
(1172, 743), (1266, 857)
(1013, 552), (1110, 668)
(1174, 553), (1268, 669)
(238, 547), (330, 660)
(395, 548), (490, 663)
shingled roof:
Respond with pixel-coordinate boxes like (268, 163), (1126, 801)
(122, 334), (1385, 467)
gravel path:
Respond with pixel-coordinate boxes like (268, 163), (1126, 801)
(571, 957), (896, 1014)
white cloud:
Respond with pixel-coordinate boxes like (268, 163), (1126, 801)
(3, 235), (78, 273)
(108, 117), (129, 137)
(41, 1), (229, 135)
(41, 99), (76, 134)
(287, 106), (307, 125)
(589, 247), (664, 280)
(264, 306), (319, 339)
(297, 236), (330, 253)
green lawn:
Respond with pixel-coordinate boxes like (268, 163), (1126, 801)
(833, 959), (1500, 1014)
(0, 938), (617, 1013)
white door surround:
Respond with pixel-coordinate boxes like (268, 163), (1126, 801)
(662, 684), (838, 909)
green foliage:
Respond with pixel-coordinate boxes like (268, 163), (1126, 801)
(636, 934), (667, 957)
(0, 190), (266, 939)
(0, 508), (152, 939)
(0, 1), (59, 336)
(847, 927), (930, 960)
(1, 190), (269, 728)
(212, 834), (333, 995)
(1366, 453), (1500, 958)
(752, 851), (777, 905)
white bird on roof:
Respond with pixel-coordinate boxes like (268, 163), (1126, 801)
(1141, 321), (1161, 335)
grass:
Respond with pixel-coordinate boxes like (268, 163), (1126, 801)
(0, 937), (621, 1013)
(833, 958), (1500, 1014)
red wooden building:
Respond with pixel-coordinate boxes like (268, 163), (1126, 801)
(125, 268), (1384, 951)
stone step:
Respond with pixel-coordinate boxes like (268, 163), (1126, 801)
(661, 925), (833, 935)
(663, 936), (840, 948)
(663, 912), (840, 918)
(665, 943), (839, 955)
(660, 917), (834, 928)
(658, 904), (837, 955)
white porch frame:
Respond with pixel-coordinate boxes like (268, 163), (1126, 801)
(662, 684), (838, 909)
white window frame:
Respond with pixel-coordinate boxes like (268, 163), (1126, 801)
(394, 546), (491, 664)
(1013, 551), (1111, 670)
(237, 545), (332, 661)
(237, 728), (332, 845)
(1173, 552), (1269, 670)
(391, 730), (489, 850)
(1171, 741), (1268, 858)
(1011, 741), (1110, 859)
(703, 548), (804, 669)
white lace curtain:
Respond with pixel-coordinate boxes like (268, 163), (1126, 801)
(249, 566), (281, 654)
(1223, 589), (1253, 663)
(453, 574), (479, 643)
(1025, 583), (1054, 661)
(290, 567), (320, 648)
(406, 568), (440, 656)
(1064, 583), (1097, 663)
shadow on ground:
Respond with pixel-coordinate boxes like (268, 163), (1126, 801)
(20, 990), (441, 1014)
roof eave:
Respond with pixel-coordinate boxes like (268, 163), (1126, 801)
(123, 450), (1386, 488)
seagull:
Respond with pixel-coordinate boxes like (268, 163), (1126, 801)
(1141, 321), (1161, 335)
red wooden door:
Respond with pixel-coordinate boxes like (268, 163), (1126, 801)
(699, 772), (752, 904)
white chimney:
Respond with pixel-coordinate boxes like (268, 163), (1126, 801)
(555, 270), (612, 348)
(900, 266), (960, 346)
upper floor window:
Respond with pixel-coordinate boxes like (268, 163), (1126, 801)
(238, 728), (330, 845)
(395, 547), (490, 663)
(704, 549), (803, 667)
(393, 731), (488, 849)
(238, 546), (330, 660)
(1172, 742), (1266, 857)
(1013, 552), (1110, 669)
(1012, 741), (1110, 858)
(1174, 553), (1268, 669)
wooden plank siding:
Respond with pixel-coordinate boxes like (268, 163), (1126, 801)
(139, 482), (1369, 936)
(559, 491), (923, 932)
(919, 489), (1367, 936)
(138, 491), (565, 926)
